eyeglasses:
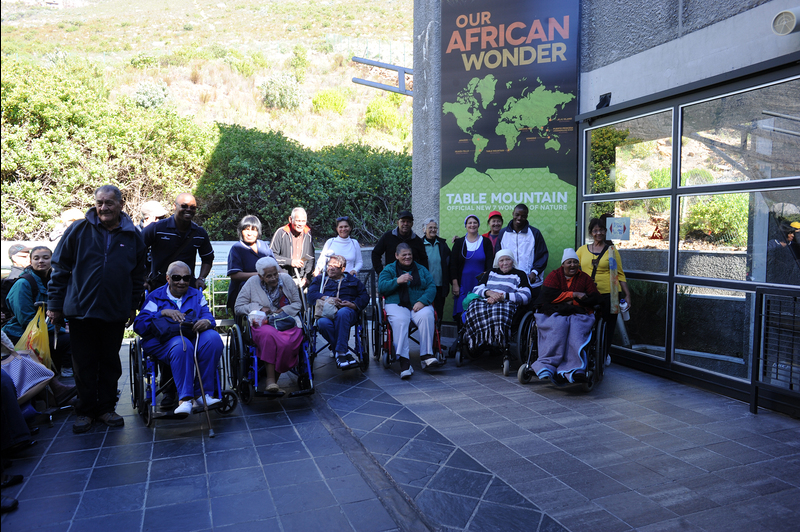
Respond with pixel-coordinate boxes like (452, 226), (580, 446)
(591, 228), (606, 234)
(170, 275), (192, 282)
(179, 204), (197, 211)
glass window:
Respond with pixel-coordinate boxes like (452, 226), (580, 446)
(680, 78), (800, 186)
(616, 280), (668, 359)
(583, 199), (671, 274)
(677, 187), (800, 284)
(674, 285), (753, 382)
(586, 110), (673, 195)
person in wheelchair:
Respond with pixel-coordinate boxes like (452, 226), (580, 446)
(461, 250), (532, 357)
(234, 257), (303, 394)
(133, 261), (223, 417)
(532, 249), (600, 383)
(307, 254), (369, 369)
(378, 243), (440, 379)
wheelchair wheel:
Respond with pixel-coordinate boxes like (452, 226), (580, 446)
(513, 311), (534, 362)
(359, 311), (370, 371)
(129, 339), (141, 411)
(381, 350), (390, 369)
(583, 316), (606, 392)
(455, 343), (463, 367)
(517, 363), (533, 384)
(373, 299), (383, 361)
(240, 381), (255, 405)
(218, 390), (238, 414)
(502, 357), (510, 376)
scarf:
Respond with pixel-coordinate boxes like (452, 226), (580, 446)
(396, 262), (420, 310)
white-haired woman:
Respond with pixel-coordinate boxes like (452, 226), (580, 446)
(421, 217), (451, 324)
(461, 250), (532, 353)
(234, 257), (303, 393)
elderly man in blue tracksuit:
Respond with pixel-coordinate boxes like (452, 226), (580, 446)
(133, 261), (223, 416)
(307, 254), (369, 369)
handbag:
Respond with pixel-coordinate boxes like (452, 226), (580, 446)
(14, 306), (53, 369)
(1, 350), (54, 404)
(314, 277), (343, 320)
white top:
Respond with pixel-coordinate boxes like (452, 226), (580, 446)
(318, 236), (363, 274)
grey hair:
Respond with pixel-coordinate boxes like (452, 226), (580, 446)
(166, 261), (191, 275)
(255, 256), (280, 275)
(95, 184), (122, 202)
(422, 217), (438, 227)
(290, 207), (307, 220)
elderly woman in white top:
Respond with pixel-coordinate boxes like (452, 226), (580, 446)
(315, 216), (363, 276)
(462, 249), (532, 353)
(234, 257), (303, 393)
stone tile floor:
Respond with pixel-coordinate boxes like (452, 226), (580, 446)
(1, 335), (798, 532)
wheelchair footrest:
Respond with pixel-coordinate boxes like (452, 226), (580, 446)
(288, 389), (315, 398)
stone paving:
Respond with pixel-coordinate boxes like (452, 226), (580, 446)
(2, 333), (799, 532)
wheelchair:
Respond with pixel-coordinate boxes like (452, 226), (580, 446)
(227, 314), (315, 405)
(449, 302), (536, 377)
(374, 295), (446, 370)
(516, 312), (606, 392)
(129, 335), (238, 428)
(307, 303), (370, 372)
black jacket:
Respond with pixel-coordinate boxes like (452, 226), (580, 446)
(449, 235), (494, 286)
(49, 208), (147, 322)
(371, 228), (428, 273)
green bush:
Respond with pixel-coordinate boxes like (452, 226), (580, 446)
(682, 192), (750, 246)
(365, 96), (405, 132)
(587, 127), (629, 219)
(195, 126), (410, 244)
(312, 88), (346, 115)
(260, 73), (301, 110)
(130, 52), (157, 68)
(646, 167), (671, 214)
(1, 57), (214, 240)
(287, 44), (309, 83)
(133, 80), (169, 108)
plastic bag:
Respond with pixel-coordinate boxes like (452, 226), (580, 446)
(14, 306), (52, 369)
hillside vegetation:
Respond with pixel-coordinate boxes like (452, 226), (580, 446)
(1, 0), (414, 242)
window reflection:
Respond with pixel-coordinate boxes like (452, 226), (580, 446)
(678, 188), (800, 284)
(584, 199), (670, 273)
(618, 280), (667, 358)
(681, 78), (800, 186)
(586, 110), (672, 195)
(674, 285), (752, 382)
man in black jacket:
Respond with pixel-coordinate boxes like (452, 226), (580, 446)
(371, 210), (428, 274)
(48, 185), (147, 434)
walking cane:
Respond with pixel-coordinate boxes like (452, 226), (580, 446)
(191, 332), (215, 438)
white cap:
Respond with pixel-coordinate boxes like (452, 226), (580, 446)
(561, 248), (579, 264)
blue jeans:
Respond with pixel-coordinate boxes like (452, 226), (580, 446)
(317, 307), (358, 355)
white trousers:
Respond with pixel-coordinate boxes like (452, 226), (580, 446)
(385, 303), (435, 359)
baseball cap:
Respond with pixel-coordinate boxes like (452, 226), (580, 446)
(8, 244), (30, 258)
(397, 210), (414, 220)
(488, 210), (503, 221)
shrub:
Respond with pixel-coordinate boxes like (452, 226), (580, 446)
(312, 88), (346, 115)
(249, 51), (271, 69)
(133, 79), (169, 109)
(365, 96), (405, 132)
(682, 192), (749, 246)
(287, 44), (309, 83)
(195, 126), (410, 244)
(130, 52), (157, 68)
(260, 73), (301, 110)
(646, 168), (671, 215)
(587, 127), (630, 219)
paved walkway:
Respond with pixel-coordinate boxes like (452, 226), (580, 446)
(2, 334), (798, 532)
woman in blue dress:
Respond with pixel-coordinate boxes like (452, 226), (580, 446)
(226, 215), (275, 311)
(449, 214), (494, 325)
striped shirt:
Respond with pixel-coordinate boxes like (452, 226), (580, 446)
(473, 269), (532, 305)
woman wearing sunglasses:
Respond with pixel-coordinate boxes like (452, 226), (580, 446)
(315, 216), (363, 276)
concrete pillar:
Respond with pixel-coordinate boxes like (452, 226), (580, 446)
(412, 0), (442, 233)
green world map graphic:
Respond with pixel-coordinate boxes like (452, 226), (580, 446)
(442, 74), (575, 163)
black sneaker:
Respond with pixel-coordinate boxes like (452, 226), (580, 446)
(73, 415), (93, 434)
(336, 356), (348, 369)
(344, 355), (358, 368)
(97, 411), (125, 427)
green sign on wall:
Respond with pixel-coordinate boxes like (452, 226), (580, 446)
(440, 0), (580, 276)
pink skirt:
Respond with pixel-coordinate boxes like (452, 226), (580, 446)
(250, 324), (303, 373)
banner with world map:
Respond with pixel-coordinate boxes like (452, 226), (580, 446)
(440, 0), (579, 277)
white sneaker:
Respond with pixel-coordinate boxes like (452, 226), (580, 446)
(61, 367), (74, 377)
(174, 401), (192, 416)
(605, 355), (612, 367)
(400, 366), (414, 379)
(199, 394), (221, 407)
(421, 355), (440, 369)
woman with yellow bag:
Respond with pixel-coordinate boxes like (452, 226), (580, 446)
(2, 246), (73, 379)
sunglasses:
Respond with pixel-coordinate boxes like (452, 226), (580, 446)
(336, 216), (350, 223)
(170, 274), (192, 282)
(179, 204), (197, 211)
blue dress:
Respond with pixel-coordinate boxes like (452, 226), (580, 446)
(226, 240), (274, 308)
(454, 243), (485, 318)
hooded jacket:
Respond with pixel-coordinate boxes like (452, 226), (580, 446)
(270, 224), (315, 282)
(49, 208), (147, 322)
(494, 220), (549, 286)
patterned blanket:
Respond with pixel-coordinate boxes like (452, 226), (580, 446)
(463, 299), (517, 350)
